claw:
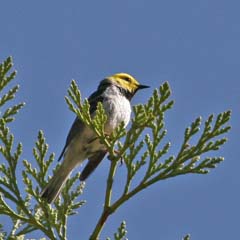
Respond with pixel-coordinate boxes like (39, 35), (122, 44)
(107, 149), (124, 165)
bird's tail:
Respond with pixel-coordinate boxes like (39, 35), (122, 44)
(40, 162), (74, 204)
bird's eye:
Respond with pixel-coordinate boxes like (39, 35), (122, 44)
(123, 77), (131, 82)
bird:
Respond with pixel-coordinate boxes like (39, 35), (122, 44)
(40, 73), (149, 203)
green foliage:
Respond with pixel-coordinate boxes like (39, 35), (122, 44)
(183, 234), (191, 240)
(0, 57), (85, 240)
(113, 221), (128, 240)
(67, 79), (231, 239)
(0, 224), (7, 239)
(0, 57), (231, 239)
(106, 221), (128, 240)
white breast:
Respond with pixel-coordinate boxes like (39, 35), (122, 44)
(102, 86), (131, 133)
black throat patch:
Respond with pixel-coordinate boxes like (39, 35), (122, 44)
(116, 86), (135, 101)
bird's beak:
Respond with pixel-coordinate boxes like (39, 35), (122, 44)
(138, 84), (150, 89)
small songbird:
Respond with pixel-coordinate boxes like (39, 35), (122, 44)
(40, 73), (149, 203)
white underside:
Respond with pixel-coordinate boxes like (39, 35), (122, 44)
(62, 85), (131, 171)
(40, 85), (132, 202)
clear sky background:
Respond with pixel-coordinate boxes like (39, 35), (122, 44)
(0, 1), (239, 239)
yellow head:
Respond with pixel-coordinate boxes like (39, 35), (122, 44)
(107, 73), (149, 94)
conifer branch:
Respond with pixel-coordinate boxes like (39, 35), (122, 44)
(106, 221), (127, 240)
(0, 57), (85, 239)
(0, 56), (231, 239)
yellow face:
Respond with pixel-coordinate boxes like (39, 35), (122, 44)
(108, 73), (141, 93)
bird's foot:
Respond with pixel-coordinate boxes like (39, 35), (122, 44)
(107, 149), (124, 165)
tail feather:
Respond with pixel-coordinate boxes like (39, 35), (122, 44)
(41, 165), (72, 204)
(41, 142), (86, 203)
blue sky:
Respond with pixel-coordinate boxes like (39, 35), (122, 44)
(0, 1), (239, 239)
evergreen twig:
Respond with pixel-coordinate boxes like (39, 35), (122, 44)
(66, 80), (231, 239)
(0, 57), (85, 240)
(0, 57), (231, 239)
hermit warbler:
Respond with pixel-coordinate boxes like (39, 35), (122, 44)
(41, 73), (149, 203)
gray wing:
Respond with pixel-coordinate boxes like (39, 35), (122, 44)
(58, 117), (84, 161)
(58, 91), (104, 161)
